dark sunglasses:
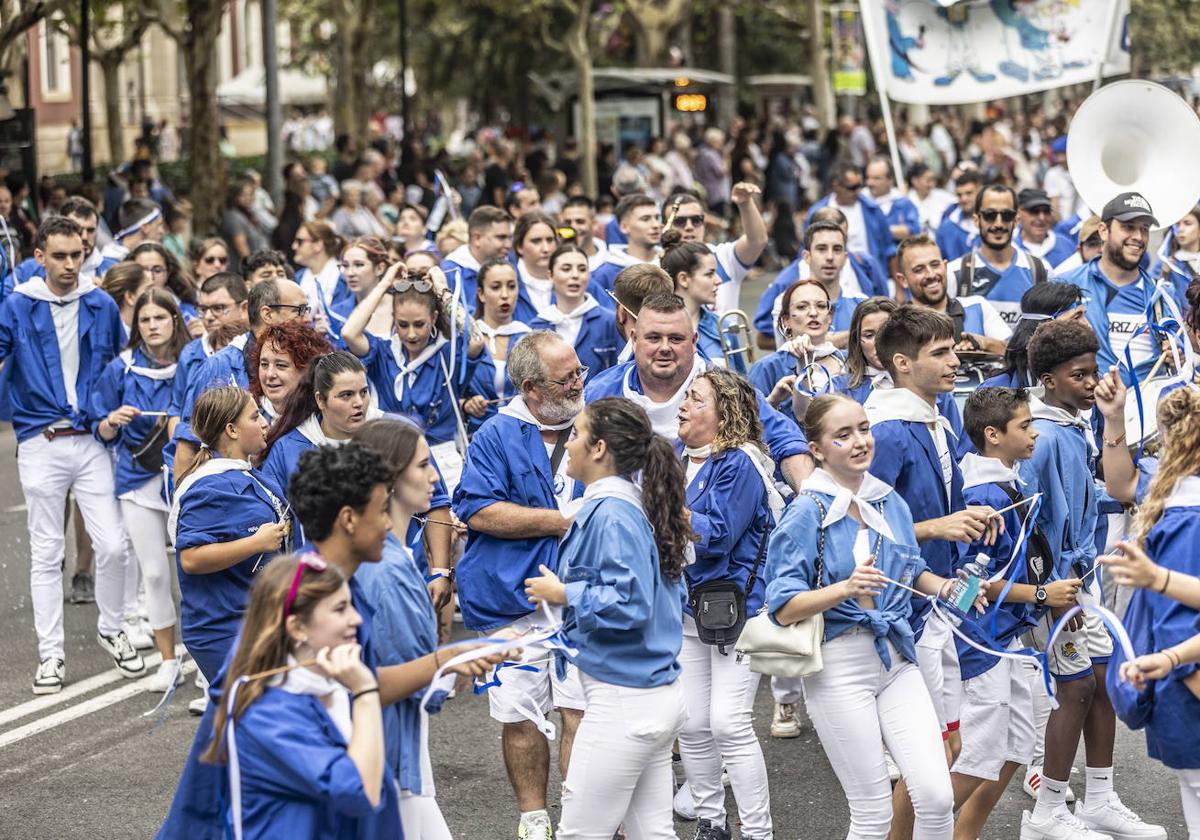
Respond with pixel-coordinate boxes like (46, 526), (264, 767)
(671, 214), (706, 229)
(979, 209), (1017, 223)
(202, 254), (229, 265)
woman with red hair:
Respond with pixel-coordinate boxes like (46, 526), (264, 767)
(247, 320), (334, 425)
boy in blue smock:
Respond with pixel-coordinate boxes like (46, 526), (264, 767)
(1020, 319), (1165, 840)
(864, 305), (999, 830)
(953, 387), (1084, 839)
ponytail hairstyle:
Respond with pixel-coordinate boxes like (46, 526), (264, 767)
(1169, 206), (1200, 257)
(804, 393), (861, 465)
(202, 555), (348, 764)
(583, 397), (691, 579)
(127, 286), (191, 359)
(352, 417), (422, 485)
(659, 227), (711, 287)
(844, 297), (898, 390)
(343, 235), (390, 273)
(99, 261), (147, 309)
(182, 386), (254, 481)
(262, 351), (367, 459)
(299, 219), (344, 261)
(474, 256), (518, 318)
(697, 368), (769, 457)
(1135, 387), (1200, 543)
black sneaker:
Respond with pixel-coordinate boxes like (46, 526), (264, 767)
(96, 630), (146, 678)
(68, 571), (95, 604)
(693, 819), (731, 840)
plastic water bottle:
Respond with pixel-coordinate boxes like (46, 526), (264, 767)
(947, 554), (989, 613)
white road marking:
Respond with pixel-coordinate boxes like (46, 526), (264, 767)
(0, 655), (162, 727)
(0, 659), (197, 749)
(3, 503), (26, 513)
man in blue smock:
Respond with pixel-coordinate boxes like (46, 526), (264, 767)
(440, 205), (513, 304)
(0, 216), (146, 694)
(452, 330), (586, 840)
(585, 292), (812, 491)
(99, 196), (164, 262)
(3, 197), (117, 296)
(865, 156), (921, 244)
(1057, 191), (1174, 386)
(806, 162), (894, 285)
(590, 194), (663, 297)
(1014, 188), (1076, 269)
(935, 169), (981, 262)
(946, 183), (1049, 328)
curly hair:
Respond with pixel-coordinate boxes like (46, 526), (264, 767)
(247, 321), (334, 400)
(698, 368), (769, 458)
(1135, 387), (1200, 543)
(288, 442), (394, 541)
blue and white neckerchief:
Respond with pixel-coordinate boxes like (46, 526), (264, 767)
(390, 336), (447, 403)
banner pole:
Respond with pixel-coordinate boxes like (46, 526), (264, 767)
(1095, 0), (1125, 91)
(857, 0), (904, 183)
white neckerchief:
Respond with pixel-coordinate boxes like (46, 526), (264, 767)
(683, 443), (711, 459)
(14, 275), (96, 305)
(444, 243), (481, 272)
(390, 336), (447, 402)
(873, 187), (905, 216)
(782, 337), (839, 364)
(1030, 395), (1097, 457)
(517, 260), (554, 314)
(478, 320), (529, 356)
(622, 355), (703, 438)
(582, 474), (643, 508)
(120, 348), (177, 380)
(738, 443), (787, 522)
(617, 337), (634, 364)
(538, 294), (599, 348)
(313, 257), (342, 300)
(863, 385), (954, 436)
(167, 457), (255, 543)
(1165, 474), (1200, 509)
(499, 394), (575, 431)
(800, 467), (896, 543)
(960, 451), (1024, 491)
(259, 396), (279, 424)
(1173, 248), (1200, 274)
(200, 331), (215, 358)
(270, 655), (352, 743)
(296, 406), (384, 446)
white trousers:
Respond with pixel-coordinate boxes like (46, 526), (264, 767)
(399, 794), (453, 840)
(19, 434), (126, 660)
(557, 675), (685, 840)
(1178, 768), (1200, 840)
(803, 630), (954, 840)
(771, 675), (804, 705)
(678, 622), (773, 838)
(119, 499), (177, 632)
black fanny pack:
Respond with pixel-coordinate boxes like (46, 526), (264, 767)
(130, 416), (169, 474)
(686, 525), (769, 654)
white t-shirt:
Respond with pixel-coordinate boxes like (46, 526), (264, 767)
(1043, 165), (1085, 218)
(51, 299), (81, 411)
(685, 457), (704, 485)
(838, 200), (868, 255)
(931, 422), (953, 502)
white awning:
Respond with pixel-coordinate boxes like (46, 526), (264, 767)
(216, 65), (328, 107)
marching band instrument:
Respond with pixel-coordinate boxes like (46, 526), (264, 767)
(718, 309), (756, 375)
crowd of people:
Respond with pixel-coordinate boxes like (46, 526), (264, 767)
(2, 106), (1199, 840)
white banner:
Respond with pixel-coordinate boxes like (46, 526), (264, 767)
(860, 0), (1130, 106)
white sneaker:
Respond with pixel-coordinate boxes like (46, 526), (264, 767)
(673, 781), (698, 820)
(884, 747), (901, 782)
(1075, 797), (1167, 839)
(145, 659), (184, 693)
(33, 658), (64, 694)
(194, 669), (208, 690)
(1025, 765), (1077, 804)
(516, 811), (553, 840)
(97, 630), (146, 678)
(770, 701), (802, 738)
(122, 619), (154, 651)
(1021, 808), (1113, 840)
(188, 694), (209, 716)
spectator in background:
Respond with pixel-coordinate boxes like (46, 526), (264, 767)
(307, 156), (340, 207)
(331, 133), (360, 183)
(694, 128), (731, 217)
(67, 119), (84, 173)
(162, 199), (192, 264)
(221, 178), (272, 274)
(330, 180), (387, 239)
(483, 140), (515, 208)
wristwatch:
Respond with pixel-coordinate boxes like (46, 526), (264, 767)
(1034, 586), (1048, 605)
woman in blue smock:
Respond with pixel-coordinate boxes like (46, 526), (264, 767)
(661, 230), (725, 365)
(128, 242), (203, 336)
(831, 297), (897, 404)
(528, 243), (621, 376)
(460, 258), (530, 435)
(751, 278), (846, 426)
(97, 262), (152, 342)
(1102, 387), (1200, 839)
(766, 394), (980, 839)
(170, 386), (292, 682)
(93, 288), (190, 692)
(341, 263), (483, 471)
(353, 418), (454, 838)
(338, 236), (395, 338)
(259, 351), (375, 498)
(524, 397), (690, 839)
(201, 554), (398, 840)
(675, 367), (777, 840)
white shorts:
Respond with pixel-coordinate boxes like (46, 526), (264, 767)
(916, 615), (963, 734)
(485, 613), (586, 724)
(953, 645), (1035, 781)
(1030, 590), (1114, 680)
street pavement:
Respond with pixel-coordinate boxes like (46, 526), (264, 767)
(0, 269), (1190, 838)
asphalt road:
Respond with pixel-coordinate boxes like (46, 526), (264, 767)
(0, 270), (1189, 838)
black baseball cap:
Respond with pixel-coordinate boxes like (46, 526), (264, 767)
(1017, 189), (1052, 210)
(1101, 192), (1158, 226)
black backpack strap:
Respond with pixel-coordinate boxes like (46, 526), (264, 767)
(996, 482), (1053, 586)
(549, 427), (571, 474)
(955, 251), (975, 299)
(742, 519), (771, 598)
(944, 297), (969, 345)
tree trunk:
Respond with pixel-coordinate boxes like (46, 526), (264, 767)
(807, 0), (835, 130)
(100, 58), (123, 166)
(183, 0), (226, 235)
(716, 6), (736, 128)
(332, 0), (374, 153)
(565, 0), (597, 198)
(626, 0), (687, 66)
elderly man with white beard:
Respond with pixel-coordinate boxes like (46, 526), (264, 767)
(452, 329), (586, 840)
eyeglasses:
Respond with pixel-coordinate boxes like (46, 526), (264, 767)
(547, 366), (588, 387)
(791, 301), (831, 314)
(202, 254), (229, 265)
(671, 214), (706, 229)
(196, 303), (233, 317)
(391, 277), (433, 294)
(267, 303), (312, 317)
(979, 209), (1018, 223)
(283, 553), (327, 618)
